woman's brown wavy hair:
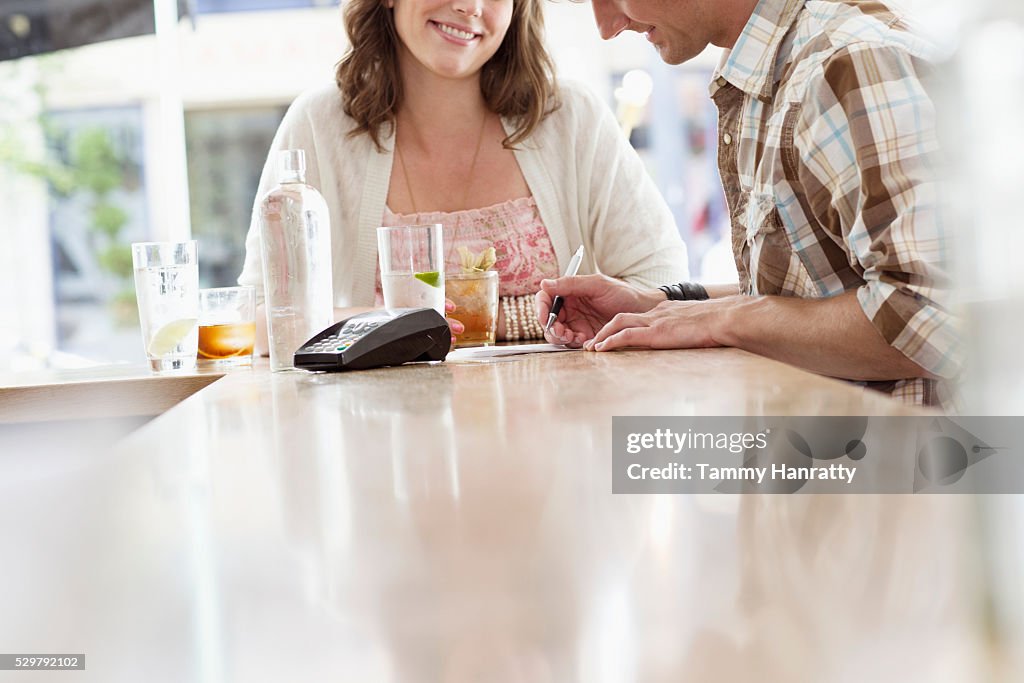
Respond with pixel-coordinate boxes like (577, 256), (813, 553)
(335, 0), (559, 151)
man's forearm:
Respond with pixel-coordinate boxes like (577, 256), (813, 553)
(711, 291), (933, 382)
(705, 283), (741, 299)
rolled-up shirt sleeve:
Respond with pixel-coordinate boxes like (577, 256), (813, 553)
(795, 44), (962, 379)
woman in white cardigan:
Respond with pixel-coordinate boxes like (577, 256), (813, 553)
(239, 0), (688, 343)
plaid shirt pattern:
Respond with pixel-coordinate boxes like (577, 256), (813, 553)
(711, 0), (960, 407)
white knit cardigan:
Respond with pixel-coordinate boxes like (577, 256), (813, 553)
(239, 80), (689, 306)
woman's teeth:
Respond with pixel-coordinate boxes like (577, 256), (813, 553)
(436, 23), (477, 41)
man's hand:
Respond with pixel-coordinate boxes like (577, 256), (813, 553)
(586, 299), (724, 351)
(583, 292), (934, 382)
(535, 274), (665, 347)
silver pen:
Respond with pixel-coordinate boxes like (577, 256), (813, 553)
(545, 245), (585, 331)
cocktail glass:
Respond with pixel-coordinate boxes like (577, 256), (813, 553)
(377, 224), (445, 315)
(445, 271), (498, 347)
(197, 286), (256, 367)
(131, 240), (199, 372)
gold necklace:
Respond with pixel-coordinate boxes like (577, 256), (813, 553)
(395, 111), (487, 216)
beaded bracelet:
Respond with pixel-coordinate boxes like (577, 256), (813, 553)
(533, 297), (546, 338)
(519, 294), (544, 340)
(501, 295), (545, 341)
(502, 295), (520, 341)
(517, 295), (533, 340)
(516, 295), (527, 339)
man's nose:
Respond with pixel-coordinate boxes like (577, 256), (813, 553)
(591, 0), (630, 40)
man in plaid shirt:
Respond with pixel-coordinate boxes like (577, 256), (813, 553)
(538, 0), (958, 406)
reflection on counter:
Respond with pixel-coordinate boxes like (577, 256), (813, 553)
(0, 350), (1016, 680)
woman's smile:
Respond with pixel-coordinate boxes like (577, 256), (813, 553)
(429, 19), (481, 45)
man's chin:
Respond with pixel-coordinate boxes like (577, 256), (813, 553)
(655, 43), (690, 66)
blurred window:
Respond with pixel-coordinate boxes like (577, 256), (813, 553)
(0, 0), (188, 61)
(615, 66), (729, 279)
(46, 106), (150, 362)
(195, 0), (338, 13)
(185, 106), (287, 288)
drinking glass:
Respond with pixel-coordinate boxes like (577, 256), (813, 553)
(131, 241), (199, 372)
(197, 286), (256, 367)
(377, 224), (445, 315)
(445, 271), (498, 347)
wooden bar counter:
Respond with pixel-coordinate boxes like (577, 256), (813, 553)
(0, 363), (224, 424)
(0, 349), (1004, 681)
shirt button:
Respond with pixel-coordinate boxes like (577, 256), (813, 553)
(716, 76), (727, 87)
(723, 133), (733, 145)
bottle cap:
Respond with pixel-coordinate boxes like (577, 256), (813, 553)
(279, 149), (306, 180)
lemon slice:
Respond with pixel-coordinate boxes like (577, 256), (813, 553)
(147, 318), (197, 356)
(414, 271), (441, 288)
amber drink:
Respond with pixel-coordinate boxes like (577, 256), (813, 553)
(445, 271), (499, 347)
(197, 286), (256, 367)
(198, 322), (256, 360)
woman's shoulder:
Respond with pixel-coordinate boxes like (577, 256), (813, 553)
(537, 79), (614, 133)
(286, 82), (354, 126)
(272, 86), (377, 220)
(271, 83), (379, 164)
(554, 79), (603, 105)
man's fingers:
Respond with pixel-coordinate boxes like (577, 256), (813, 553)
(591, 312), (645, 346)
(542, 318), (588, 348)
(541, 320), (561, 345)
(544, 320), (575, 347)
(539, 274), (603, 298)
(543, 327), (567, 346)
(593, 326), (651, 352)
(535, 290), (553, 319)
(563, 325), (589, 348)
(538, 277), (566, 295)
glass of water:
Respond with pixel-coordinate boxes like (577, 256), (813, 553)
(377, 224), (445, 314)
(131, 240), (200, 372)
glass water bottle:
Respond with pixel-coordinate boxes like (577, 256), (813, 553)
(258, 149), (334, 371)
